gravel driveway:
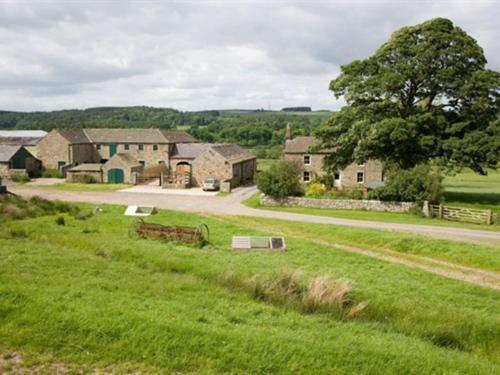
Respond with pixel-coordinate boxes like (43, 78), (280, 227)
(10, 185), (500, 246)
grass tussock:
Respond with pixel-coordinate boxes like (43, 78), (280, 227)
(0, 195), (78, 221)
(220, 270), (367, 320)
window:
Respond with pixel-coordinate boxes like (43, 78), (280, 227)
(153, 144), (158, 151)
(124, 144), (129, 151)
(334, 172), (340, 181)
(138, 144), (144, 151)
(96, 144), (101, 150)
(303, 171), (311, 182)
(304, 155), (311, 165)
(158, 160), (164, 164)
(139, 160), (146, 167)
(357, 172), (364, 183)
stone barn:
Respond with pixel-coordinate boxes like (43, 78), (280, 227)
(0, 145), (41, 178)
(66, 164), (103, 183)
(102, 153), (143, 184)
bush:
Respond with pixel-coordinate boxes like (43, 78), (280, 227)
(369, 164), (443, 203)
(305, 183), (327, 198)
(55, 216), (65, 226)
(82, 175), (96, 184)
(10, 174), (30, 183)
(42, 168), (62, 178)
(346, 188), (364, 200)
(75, 210), (93, 220)
(256, 159), (304, 199)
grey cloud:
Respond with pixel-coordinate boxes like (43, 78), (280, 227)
(0, 0), (498, 111)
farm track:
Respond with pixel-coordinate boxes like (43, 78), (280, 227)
(211, 215), (500, 290)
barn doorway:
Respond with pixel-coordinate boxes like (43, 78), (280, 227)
(108, 168), (124, 183)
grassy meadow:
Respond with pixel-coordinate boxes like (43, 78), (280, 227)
(250, 165), (500, 230)
(0, 201), (499, 373)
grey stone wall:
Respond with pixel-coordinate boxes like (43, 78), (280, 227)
(96, 143), (169, 167)
(37, 130), (70, 169)
(191, 149), (231, 186)
(260, 194), (416, 213)
(67, 170), (103, 183)
(0, 163), (10, 177)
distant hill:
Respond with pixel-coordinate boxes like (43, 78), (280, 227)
(0, 106), (332, 131)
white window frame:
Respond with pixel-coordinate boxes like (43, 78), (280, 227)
(303, 171), (311, 183)
(304, 155), (311, 165)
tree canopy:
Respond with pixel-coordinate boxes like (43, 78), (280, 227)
(318, 18), (500, 174)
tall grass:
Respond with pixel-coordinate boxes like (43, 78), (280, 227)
(0, 195), (78, 221)
(220, 270), (367, 319)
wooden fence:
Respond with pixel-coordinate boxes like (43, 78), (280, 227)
(135, 164), (168, 185)
(429, 204), (495, 225)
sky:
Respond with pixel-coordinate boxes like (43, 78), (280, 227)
(0, 0), (498, 112)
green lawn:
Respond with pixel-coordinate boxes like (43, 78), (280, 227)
(0, 204), (499, 373)
(247, 169), (500, 230)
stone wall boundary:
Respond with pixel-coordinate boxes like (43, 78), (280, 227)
(260, 194), (417, 213)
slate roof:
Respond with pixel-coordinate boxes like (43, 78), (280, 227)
(211, 144), (256, 163)
(284, 136), (333, 154)
(0, 130), (47, 146)
(170, 143), (212, 159)
(0, 136), (43, 146)
(55, 128), (195, 144)
(0, 145), (22, 162)
(68, 163), (102, 172)
(57, 129), (91, 144)
(0, 130), (47, 138)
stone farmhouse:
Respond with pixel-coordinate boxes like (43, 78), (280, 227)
(37, 128), (256, 188)
(284, 124), (383, 188)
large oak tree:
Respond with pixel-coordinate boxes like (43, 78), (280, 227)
(318, 18), (500, 174)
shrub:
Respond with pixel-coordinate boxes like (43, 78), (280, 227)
(9, 227), (27, 238)
(346, 188), (364, 200)
(82, 175), (96, 184)
(369, 164), (443, 203)
(314, 174), (335, 189)
(42, 168), (62, 178)
(305, 183), (327, 198)
(256, 159), (304, 199)
(10, 174), (30, 183)
(55, 216), (65, 226)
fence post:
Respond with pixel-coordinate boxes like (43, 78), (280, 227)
(486, 209), (492, 225)
(438, 204), (443, 219)
(422, 201), (430, 217)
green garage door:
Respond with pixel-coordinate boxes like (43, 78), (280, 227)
(108, 168), (124, 183)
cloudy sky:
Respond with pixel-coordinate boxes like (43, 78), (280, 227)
(0, 0), (498, 112)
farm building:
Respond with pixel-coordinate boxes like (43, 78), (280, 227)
(38, 128), (256, 188)
(0, 130), (47, 157)
(0, 145), (41, 178)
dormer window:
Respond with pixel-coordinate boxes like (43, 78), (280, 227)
(304, 155), (311, 165)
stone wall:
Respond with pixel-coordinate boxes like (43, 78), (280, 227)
(37, 130), (70, 169)
(97, 143), (169, 166)
(191, 149), (232, 187)
(0, 163), (10, 177)
(260, 194), (417, 213)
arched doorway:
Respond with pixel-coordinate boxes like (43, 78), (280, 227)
(176, 161), (191, 175)
(108, 168), (124, 183)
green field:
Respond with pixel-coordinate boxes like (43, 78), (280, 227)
(249, 167), (500, 229)
(0, 203), (499, 373)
